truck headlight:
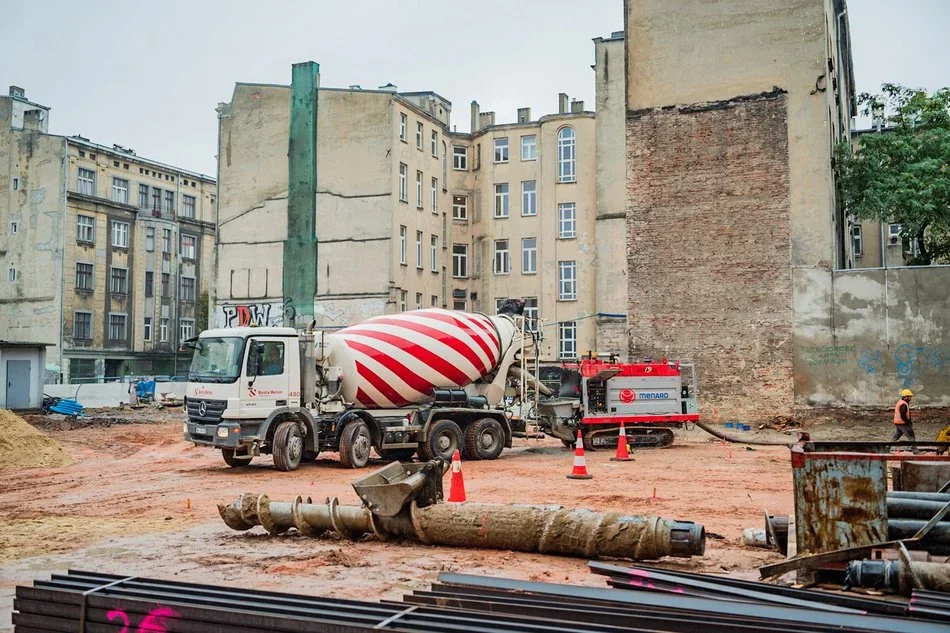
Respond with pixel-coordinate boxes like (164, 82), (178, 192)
(217, 427), (229, 439)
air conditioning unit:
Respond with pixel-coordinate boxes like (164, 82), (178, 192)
(888, 235), (900, 246)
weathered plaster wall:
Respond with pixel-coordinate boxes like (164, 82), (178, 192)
(795, 266), (950, 406)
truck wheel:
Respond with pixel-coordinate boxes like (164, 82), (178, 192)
(301, 450), (319, 463)
(273, 421), (303, 471)
(339, 420), (372, 469)
(379, 448), (416, 463)
(222, 448), (252, 467)
(464, 418), (505, 460)
(420, 419), (463, 461)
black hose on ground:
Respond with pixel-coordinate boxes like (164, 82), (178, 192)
(695, 421), (797, 447)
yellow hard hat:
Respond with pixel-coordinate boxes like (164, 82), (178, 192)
(901, 389), (913, 397)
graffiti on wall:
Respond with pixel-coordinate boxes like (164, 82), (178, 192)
(799, 345), (855, 367)
(218, 302), (284, 328)
(894, 344), (950, 388)
(857, 350), (882, 374)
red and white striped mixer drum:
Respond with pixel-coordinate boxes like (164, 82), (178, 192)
(325, 309), (517, 408)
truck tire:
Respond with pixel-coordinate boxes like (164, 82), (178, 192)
(420, 419), (463, 461)
(301, 450), (319, 463)
(222, 448), (252, 467)
(272, 421), (303, 472)
(339, 420), (372, 469)
(464, 417), (505, 460)
(379, 448), (416, 463)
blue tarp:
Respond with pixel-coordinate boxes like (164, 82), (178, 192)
(135, 381), (156, 399)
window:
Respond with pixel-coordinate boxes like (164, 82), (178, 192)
(145, 227), (154, 251)
(442, 141), (447, 184)
(9, 221), (17, 235)
(152, 187), (162, 210)
(559, 321), (577, 359)
(431, 130), (438, 157)
(493, 239), (510, 274)
(558, 127), (576, 182)
(7, 266), (16, 281)
(400, 290), (408, 312)
(887, 223), (902, 246)
(73, 312), (92, 340)
(522, 181), (537, 216)
(415, 293), (423, 310)
(453, 146), (467, 170)
(399, 163), (408, 202)
(493, 298), (507, 314)
(138, 183), (148, 207)
(416, 231), (423, 269)
(109, 313), (127, 341)
(145, 271), (154, 297)
(162, 228), (171, 253)
(180, 319), (194, 343)
(399, 226), (407, 265)
(431, 177), (438, 212)
(523, 297), (538, 331)
(181, 276), (196, 302)
(78, 168), (95, 195)
(452, 244), (468, 278)
(144, 317), (152, 341)
(11, 177), (18, 190)
(521, 135), (537, 161)
(522, 237), (537, 274)
(112, 177), (129, 204)
(165, 190), (176, 214)
(558, 261), (577, 300)
(416, 170), (424, 208)
(112, 221), (129, 248)
(431, 295), (439, 307)
(558, 202), (577, 238)
(416, 122), (424, 149)
(852, 225), (863, 257)
(399, 113), (407, 141)
(453, 299), (467, 311)
(182, 194), (195, 218)
(161, 273), (170, 297)
(494, 137), (509, 163)
(180, 234), (196, 260)
(77, 215), (95, 243)
(430, 235), (438, 271)
(494, 183), (509, 218)
(160, 318), (169, 342)
(110, 267), (128, 294)
(75, 263), (93, 291)
(452, 195), (468, 221)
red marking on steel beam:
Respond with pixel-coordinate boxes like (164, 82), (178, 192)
(345, 318), (489, 374)
(344, 330), (474, 385)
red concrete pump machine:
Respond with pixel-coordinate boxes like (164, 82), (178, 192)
(536, 357), (699, 449)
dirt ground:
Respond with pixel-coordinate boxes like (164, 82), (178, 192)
(1, 406), (947, 632)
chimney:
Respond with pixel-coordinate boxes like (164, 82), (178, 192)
(479, 111), (495, 129)
(558, 93), (569, 114)
(471, 101), (480, 132)
(378, 83), (397, 93)
(9, 85), (25, 99)
(570, 99), (584, 113)
(517, 107), (531, 124)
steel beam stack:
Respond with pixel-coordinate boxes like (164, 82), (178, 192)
(13, 569), (950, 633)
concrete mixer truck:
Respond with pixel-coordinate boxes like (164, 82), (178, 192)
(182, 305), (547, 471)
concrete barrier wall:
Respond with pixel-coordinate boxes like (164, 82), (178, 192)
(45, 382), (187, 409)
(794, 266), (950, 407)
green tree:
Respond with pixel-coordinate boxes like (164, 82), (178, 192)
(198, 290), (209, 333)
(836, 84), (950, 265)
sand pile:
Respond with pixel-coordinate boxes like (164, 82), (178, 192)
(0, 409), (72, 469)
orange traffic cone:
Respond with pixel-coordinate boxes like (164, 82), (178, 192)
(610, 423), (634, 462)
(447, 449), (467, 502)
(567, 430), (593, 480)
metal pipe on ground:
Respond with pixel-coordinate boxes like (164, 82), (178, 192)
(695, 421), (795, 446)
(890, 491), (950, 502)
(888, 498), (950, 521)
(846, 559), (950, 596)
(218, 492), (705, 560)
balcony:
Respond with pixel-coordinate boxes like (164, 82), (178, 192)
(139, 203), (177, 220)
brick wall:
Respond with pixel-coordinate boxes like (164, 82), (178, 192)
(626, 92), (794, 421)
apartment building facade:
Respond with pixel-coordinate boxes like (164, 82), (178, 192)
(215, 50), (622, 365)
(0, 86), (215, 382)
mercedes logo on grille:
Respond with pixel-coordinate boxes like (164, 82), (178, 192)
(198, 401), (207, 417)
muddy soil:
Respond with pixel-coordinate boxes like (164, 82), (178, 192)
(0, 407), (945, 632)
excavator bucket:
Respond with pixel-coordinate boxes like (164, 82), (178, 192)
(351, 459), (447, 516)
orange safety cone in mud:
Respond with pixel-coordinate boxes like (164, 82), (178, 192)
(447, 449), (467, 502)
(610, 422), (634, 462)
(567, 430), (593, 480)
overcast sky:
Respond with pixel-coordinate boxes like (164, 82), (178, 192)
(3, 0), (948, 175)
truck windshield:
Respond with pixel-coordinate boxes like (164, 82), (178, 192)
(188, 337), (245, 383)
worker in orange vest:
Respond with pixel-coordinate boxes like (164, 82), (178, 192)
(892, 388), (919, 453)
